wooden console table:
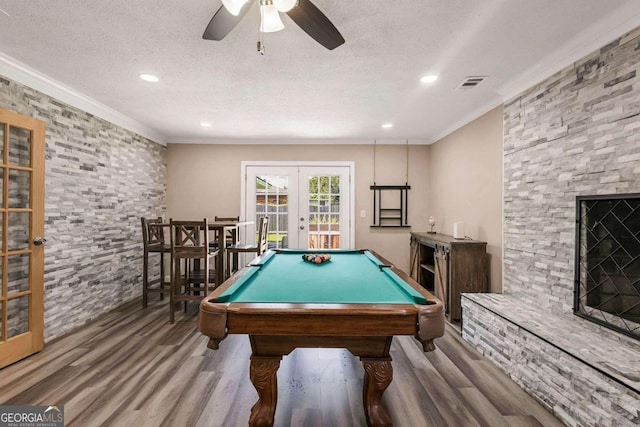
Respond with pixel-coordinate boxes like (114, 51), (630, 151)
(410, 232), (487, 321)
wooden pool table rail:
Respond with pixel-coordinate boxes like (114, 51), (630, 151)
(199, 250), (444, 351)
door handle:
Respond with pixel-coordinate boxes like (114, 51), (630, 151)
(33, 237), (47, 245)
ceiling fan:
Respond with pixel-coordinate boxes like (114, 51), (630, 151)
(202, 0), (345, 53)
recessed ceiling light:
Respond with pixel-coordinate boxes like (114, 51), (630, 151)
(200, 122), (212, 128)
(139, 73), (159, 83)
(420, 74), (438, 84)
(382, 123), (393, 129)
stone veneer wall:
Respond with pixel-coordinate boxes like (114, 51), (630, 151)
(462, 27), (640, 426)
(0, 75), (167, 341)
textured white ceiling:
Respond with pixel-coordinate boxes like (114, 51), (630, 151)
(0, 0), (640, 144)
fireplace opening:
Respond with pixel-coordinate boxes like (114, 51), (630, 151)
(574, 193), (640, 340)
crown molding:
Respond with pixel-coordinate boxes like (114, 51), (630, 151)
(166, 137), (431, 145)
(497, 2), (640, 101)
(0, 52), (166, 145)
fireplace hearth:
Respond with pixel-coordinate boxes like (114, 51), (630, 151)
(574, 193), (640, 340)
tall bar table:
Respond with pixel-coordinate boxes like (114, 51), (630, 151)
(208, 220), (253, 285)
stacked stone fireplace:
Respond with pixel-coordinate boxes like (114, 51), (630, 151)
(461, 28), (640, 426)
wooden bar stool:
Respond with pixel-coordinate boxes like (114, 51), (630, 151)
(226, 216), (269, 277)
(169, 218), (219, 323)
(140, 217), (170, 308)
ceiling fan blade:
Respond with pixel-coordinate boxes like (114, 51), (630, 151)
(202, 3), (251, 41)
(286, 0), (345, 50)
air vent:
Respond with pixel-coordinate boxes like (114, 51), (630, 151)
(457, 76), (487, 90)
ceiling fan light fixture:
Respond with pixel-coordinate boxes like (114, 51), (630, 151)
(260, 3), (284, 33)
(221, 0), (248, 16)
(273, 0), (298, 12)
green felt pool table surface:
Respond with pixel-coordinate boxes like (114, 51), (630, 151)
(217, 249), (427, 305)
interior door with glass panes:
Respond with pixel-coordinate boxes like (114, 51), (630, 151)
(244, 163), (352, 251)
(0, 109), (45, 369)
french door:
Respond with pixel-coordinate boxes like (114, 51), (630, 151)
(0, 109), (45, 368)
(243, 162), (354, 249)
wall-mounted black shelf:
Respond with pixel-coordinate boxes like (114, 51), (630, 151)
(370, 184), (411, 228)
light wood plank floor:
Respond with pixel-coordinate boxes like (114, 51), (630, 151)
(0, 299), (564, 427)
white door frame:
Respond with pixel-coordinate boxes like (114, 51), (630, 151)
(240, 161), (355, 248)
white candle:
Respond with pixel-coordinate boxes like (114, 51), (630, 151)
(453, 222), (465, 239)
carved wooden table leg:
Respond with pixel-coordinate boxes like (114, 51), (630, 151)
(362, 358), (393, 427)
(249, 355), (281, 427)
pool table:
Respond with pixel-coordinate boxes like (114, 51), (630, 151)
(199, 249), (444, 427)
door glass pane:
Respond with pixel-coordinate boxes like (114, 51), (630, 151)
(7, 296), (29, 338)
(0, 167), (4, 208)
(9, 126), (31, 167)
(308, 175), (340, 249)
(0, 256), (3, 297)
(8, 212), (30, 252)
(8, 254), (29, 294)
(257, 175), (289, 249)
(9, 169), (31, 208)
(0, 302), (3, 341)
(0, 123), (4, 162)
